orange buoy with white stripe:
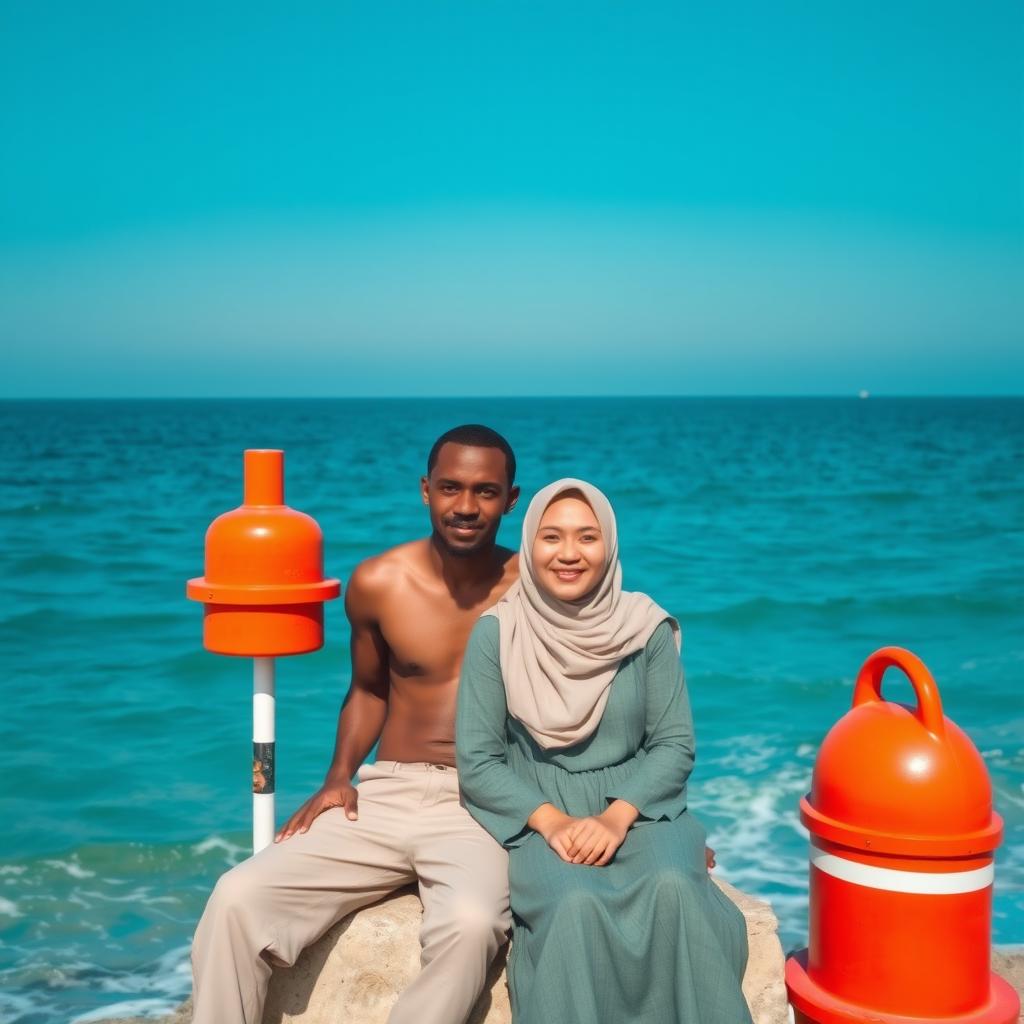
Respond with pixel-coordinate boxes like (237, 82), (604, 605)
(785, 646), (1018, 1024)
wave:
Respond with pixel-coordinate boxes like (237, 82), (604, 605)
(687, 592), (1022, 626)
(0, 500), (83, 519)
(0, 837), (246, 1024)
(844, 488), (931, 505)
(71, 996), (185, 1023)
(8, 553), (96, 575)
(0, 607), (188, 635)
(41, 858), (96, 880)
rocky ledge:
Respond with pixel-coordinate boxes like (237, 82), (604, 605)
(98, 883), (1024, 1023)
(100, 877), (790, 1024)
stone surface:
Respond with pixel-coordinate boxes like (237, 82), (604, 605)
(99, 877), (790, 1024)
(263, 887), (510, 1024)
(714, 878), (790, 1024)
(259, 878), (791, 1024)
(99, 929), (1024, 1024)
(991, 950), (1024, 1024)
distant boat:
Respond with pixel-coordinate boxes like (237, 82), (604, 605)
(858, 390), (870, 399)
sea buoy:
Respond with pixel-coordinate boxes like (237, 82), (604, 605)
(187, 449), (341, 851)
(785, 647), (1017, 1024)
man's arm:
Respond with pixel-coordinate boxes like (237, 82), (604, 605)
(323, 561), (391, 786)
(276, 560), (391, 840)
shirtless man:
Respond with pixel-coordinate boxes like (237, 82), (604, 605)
(191, 424), (520, 1024)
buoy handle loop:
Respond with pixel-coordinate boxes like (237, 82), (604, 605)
(852, 646), (945, 737)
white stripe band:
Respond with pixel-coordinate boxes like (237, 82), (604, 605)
(811, 849), (993, 895)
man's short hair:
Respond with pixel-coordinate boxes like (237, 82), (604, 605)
(427, 425), (516, 487)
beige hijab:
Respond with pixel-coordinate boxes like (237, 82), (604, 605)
(483, 478), (680, 749)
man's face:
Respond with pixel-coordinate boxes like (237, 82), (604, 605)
(421, 443), (519, 557)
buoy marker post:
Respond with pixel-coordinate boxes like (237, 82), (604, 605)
(187, 449), (341, 853)
(252, 656), (276, 851)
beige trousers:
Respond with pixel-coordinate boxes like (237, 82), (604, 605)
(191, 761), (511, 1024)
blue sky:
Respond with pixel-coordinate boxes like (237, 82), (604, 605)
(1, 1), (1021, 396)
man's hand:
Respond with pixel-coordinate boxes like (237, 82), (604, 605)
(705, 845), (716, 870)
(275, 781), (359, 842)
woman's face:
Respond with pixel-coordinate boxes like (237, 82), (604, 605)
(532, 494), (607, 602)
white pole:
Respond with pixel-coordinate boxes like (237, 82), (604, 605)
(252, 656), (276, 853)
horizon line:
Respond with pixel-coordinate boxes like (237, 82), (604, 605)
(2, 393), (1023, 402)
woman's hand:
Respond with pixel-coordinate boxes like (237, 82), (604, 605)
(566, 799), (639, 865)
(528, 803), (582, 862)
(529, 800), (641, 865)
(565, 815), (626, 865)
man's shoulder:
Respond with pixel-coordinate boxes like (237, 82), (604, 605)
(347, 539), (429, 597)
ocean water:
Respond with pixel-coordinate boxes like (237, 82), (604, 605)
(1, 397), (1021, 1023)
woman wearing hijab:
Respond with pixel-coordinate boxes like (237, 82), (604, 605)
(456, 479), (750, 1024)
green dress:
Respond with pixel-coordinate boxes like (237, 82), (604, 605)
(456, 617), (751, 1024)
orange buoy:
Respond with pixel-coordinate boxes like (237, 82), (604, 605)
(186, 449), (341, 851)
(187, 449), (341, 657)
(786, 647), (1018, 1024)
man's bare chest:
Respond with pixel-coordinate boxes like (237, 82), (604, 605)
(378, 599), (481, 681)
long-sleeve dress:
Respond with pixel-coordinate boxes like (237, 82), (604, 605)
(456, 616), (751, 1024)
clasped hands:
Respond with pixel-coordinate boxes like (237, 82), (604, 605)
(528, 800), (639, 866)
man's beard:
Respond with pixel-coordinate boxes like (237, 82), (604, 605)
(434, 526), (494, 558)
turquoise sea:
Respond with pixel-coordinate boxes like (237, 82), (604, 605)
(1, 397), (1021, 1023)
